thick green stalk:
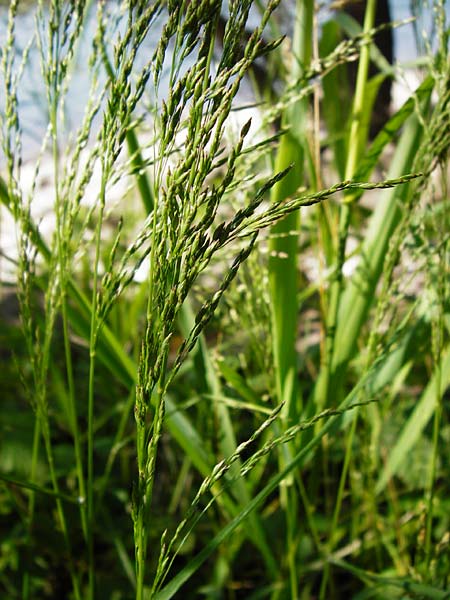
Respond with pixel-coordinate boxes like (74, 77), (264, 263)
(269, 134), (303, 417)
(314, 0), (377, 412)
(269, 0), (313, 421)
(268, 2), (313, 598)
(316, 3), (377, 595)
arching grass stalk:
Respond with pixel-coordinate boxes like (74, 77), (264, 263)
(107, 12), (278, 581)
(128, 3), (285, 594)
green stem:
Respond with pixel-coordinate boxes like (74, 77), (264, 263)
(319, 413), (358, 600)
(332, 109), (426, 386)
(22, 418), (41, 600)
(317, 2), (377, 595)
(61, 301), (88, 535)
(95, 388), (136, 512)
(314, 0), (377, 412)
(51, 93), (88, 543)
(41, 414), (82, 599)
(269, 0), (313, 422)
(87, 344), (97, 600)
(267, 2), (313, 596)
(135, 354), (168, 600)
(424, 332), (444, 566)
(87, 166), (107, 600)
(43, 9), (85, 594)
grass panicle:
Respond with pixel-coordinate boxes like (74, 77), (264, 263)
(0, 1), (448, 599)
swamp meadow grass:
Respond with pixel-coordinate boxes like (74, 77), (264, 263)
(0, 0), (449, 598)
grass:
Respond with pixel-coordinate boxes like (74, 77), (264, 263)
(0, 0), (449, 598)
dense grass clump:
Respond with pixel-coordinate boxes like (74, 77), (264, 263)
(0, 1), (449, 598)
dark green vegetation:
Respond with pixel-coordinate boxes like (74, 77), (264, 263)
(0, 1), (449, 598)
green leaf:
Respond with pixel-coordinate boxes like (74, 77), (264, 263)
(376, 344), (450, 493)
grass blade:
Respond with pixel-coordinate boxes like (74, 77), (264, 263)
(376, 344), (450, 493)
